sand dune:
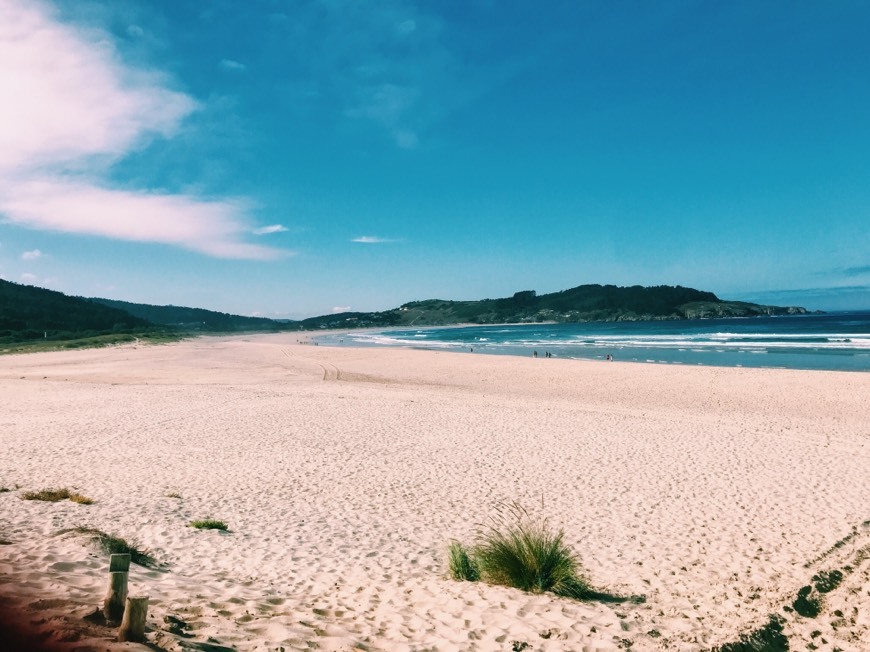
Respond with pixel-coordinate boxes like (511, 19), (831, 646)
(1, 335), (868, 650)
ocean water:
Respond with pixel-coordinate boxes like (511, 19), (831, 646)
(314, 312), (870, 372)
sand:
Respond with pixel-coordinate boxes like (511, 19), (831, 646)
(0, 334), (868, 651)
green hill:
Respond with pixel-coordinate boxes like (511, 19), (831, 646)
(89, 298), (294, 333)
(0, 279), (155, 344)
(299, 284), (808, 329)
(2, 281), (809, 349)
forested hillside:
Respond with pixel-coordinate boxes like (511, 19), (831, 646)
(0, 279), (154, 343)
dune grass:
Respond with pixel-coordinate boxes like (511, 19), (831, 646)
(448, 541), (480, 581)
(68, 526), (156, 567)
(22, 487), (94, 504)
(449, 502), (591, 600)
(190, 519), (228, 531)
(165, 492), (182, 499)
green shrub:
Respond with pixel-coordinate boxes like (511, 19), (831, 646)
(473, 502), (589, 599)
(448, 541), (480, 581)
(190, 519), (228, 531)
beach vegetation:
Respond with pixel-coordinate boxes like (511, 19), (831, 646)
(0, 487), (10, 493)
(68, 526), (156, 567)
(712, 614), (788, 652)
(448, 541), (479, 581)
(812, 569), (843, 594)
(792, 585), (822, 618)
(473, 502), (590, 599)
(448, 502), (591, 600)
(190, 519), (228, 531)
(22, 487), (94, 504)
(165, 492), (182, 499)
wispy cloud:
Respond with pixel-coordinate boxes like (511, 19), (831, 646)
(219, 59), (246, 72)
(351, 236), (398, 244)
(842, 264), (870, 277)
(332, 306), (351, 313)
(252, 224), (288, 235)
(21, 249), (42, 261)
(0, 0), (280, 260)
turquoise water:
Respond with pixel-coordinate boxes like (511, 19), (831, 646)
(315, 312), (870, 372)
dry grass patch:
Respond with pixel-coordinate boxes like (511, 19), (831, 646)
(65, 527), (156, 568)
(22, 488), (95, 504)
(23, 488), (72, 502)
(165, 492), (182, 499)
(189, 519), (228, 531)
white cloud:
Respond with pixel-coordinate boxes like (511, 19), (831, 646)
(219, 59), (246, 72)
(252, 224), (288, 235)
(351, 236), (397, 244)
(0, 0), (281, 260)
(21, 248), (42, 260)
(0, 1), (195, 174)
(19, 272), (38, 284)
(0, 178), (280, 259)
(397, 19), (416, 35)
(332, 306), (351, 313)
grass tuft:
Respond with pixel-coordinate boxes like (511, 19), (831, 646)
(165, 492), (182, 499)
(448, 541), (480, 581)
(22, 487), (94, 504)
(0, 487), (11, 494)
(448, 502), (592, 600)
(190, 519), (228, 531)
(473, 502), (590, 599)
(69, 526), (156, 567)
(713, 614), (788, 652)
(23, 488), (71, 502)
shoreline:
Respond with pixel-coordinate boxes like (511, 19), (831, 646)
(1, 335), (868, 650)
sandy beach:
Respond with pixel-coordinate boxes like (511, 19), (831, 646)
(0, 334), (868, 651)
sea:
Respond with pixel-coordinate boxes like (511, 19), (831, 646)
(313, 312), (870, 372)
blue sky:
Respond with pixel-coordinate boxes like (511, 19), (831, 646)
(0, 0), (868, 317)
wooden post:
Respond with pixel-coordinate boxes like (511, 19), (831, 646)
(118, 595), (149, 642)
(103, 571), (128, 623)
(109, 553), (131, 573)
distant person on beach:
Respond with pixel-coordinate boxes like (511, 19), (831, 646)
(533, 350), (538, 358)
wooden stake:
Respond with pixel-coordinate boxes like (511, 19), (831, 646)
(109, 553), (131, 573)
(118, 595), (149, 642)
(103, 571), (128, 623)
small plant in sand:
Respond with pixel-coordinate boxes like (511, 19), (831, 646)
(448, 541), (480, 581)
(474, 502), (590, 599)
(68, 526), (156, 567)
(190, 519), (228, 531)
(22, 487), (94, 504)
(0, 487), (11, 493)
(448, 502), (590, 600)
(165, 492), (182, 499)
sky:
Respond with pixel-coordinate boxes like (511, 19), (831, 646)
(0, 0), (868, 318)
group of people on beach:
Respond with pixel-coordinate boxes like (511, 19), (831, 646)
(532, 351), (554, 358)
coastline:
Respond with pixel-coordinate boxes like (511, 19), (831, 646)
(1, 334), (868, 650)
